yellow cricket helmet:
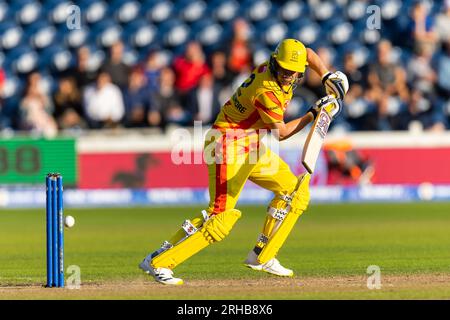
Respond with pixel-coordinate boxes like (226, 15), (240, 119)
(272, 39), (308, 73)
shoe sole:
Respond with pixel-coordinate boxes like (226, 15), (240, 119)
(140, 262), (184, 285)
(244, 263), (293, 277)
(244, 263), (263, 271)
(156, 279), (184, 285)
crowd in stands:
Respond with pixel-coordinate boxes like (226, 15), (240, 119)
(0, 1), (449, 136)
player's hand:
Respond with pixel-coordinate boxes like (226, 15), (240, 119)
(321, 71), (349, 100)
(308, 95), (342, 120)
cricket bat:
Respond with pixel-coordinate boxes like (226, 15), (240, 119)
(301, 97), (337, 174)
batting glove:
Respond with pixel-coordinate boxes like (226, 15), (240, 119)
(307, 95), (342, 120)
(321, 71), (349, 100)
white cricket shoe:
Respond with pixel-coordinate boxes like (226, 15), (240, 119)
(139, 258), (183, 285)
(244, 251), (294, 277)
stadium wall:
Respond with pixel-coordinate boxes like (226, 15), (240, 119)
(1, 130), (450, 208)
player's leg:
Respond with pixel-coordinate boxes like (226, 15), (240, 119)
(244, 148), (311, 276)
(140, 131), (256, 284)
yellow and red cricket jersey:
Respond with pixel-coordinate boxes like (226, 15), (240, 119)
(212, 62), (294, 130)
(204, 61), (299, 216)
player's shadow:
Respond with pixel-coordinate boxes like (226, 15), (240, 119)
(112, 154), (159, 188)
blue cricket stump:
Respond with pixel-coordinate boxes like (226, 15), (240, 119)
(46, 173), (64, 288)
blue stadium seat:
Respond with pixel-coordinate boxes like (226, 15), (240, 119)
(6, 45), (38, 74)
(158, 19), (190, 49)
(177, 0), (207, 24)
(45, 0), (74, 25)
(0, 1), (10, 24)
(80, 44), (106, 72)
(320, 17), (354, 46)
(255, 18), (288, 47)
(335, 41), (370, 69)
(142, 0), (174, 24)
(89, 19), (123, 48)
(350, 19), (381, 47)
(376, 0), (402, 21)
(109, 0), (140, 24)
(345, 0), (368, 22)
(123, 19), (158, 49)
(25, 21), (59, 50)
(288, 19), (321, 47)
(190, 18), (223, 52)
(208, 0), (239, 23)
(122, 45), (139, 66)
(310, 1), (338, 22)
(10, 0), (42, 26)
(62, 25), (90, 49)
(38, 45), (74, 74)
(78, 0), (108, 25)
(252, 44), (271, 66)
(242, 0), (274, 22)
(137, 47), (174, 69)
(278, 0), (306, 23)
(0, 20), (24, 50)
(1, 72), (23, 101)
(1, 73), (24, 129)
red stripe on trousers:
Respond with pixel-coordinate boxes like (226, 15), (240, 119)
(213, 134), (227, 215)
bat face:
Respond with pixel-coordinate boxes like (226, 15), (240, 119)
(315, 111), (332, 139)
(301, 108), (333, 174)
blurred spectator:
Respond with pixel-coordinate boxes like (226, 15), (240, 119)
(101, 41), (131, 91)
(124, 67), (150, 128)
(407, 42), (437, 95)
(53, 76), (86, 130)
(304, 46), (334, 100)
(19, 72), (58, 137)
(226, 18), (254, 77)
(409, 1), (438, 50)
(324, 139), (375, 186)
(150, 67), (191, 129)
(83, 72), (125, 129)
(343, 52), (368, 100)
(406, 88), (446, 132)
(70, 46), (98, 91)
(188, 73), (222, 125)
(437, 40), (450, 100)
(367, 40), (410, 130)
(144, 50), (164, 94)
(210, 50), (234, 90)
(172, 41), (210, 107)
(435, 0), (450, 43)
(342, 52), (378, 131)
(209, 50), (235, 105)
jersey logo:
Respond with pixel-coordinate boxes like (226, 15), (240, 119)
(232, 94), (247, 113)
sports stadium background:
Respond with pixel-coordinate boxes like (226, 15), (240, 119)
(0, 0), (450, 208)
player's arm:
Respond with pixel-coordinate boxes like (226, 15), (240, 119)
(267, 113), (314, 141)
(306, 48), (330, 78)
(254, 92), (316, 141)
(306, 48), (349, 100)
(267, 95), (341, 141)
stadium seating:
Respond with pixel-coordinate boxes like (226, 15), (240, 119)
(0, 0), (448, 132)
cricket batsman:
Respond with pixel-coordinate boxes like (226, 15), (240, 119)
(139, 39), (349, 285)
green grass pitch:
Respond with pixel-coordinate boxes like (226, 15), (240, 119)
(1, 203), (450, 299)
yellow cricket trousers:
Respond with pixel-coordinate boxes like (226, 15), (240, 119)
(204, 129), (298, 216)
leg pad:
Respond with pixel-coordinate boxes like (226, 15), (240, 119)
(152, 209), (241, 269)
(258, 173), (311, 263)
